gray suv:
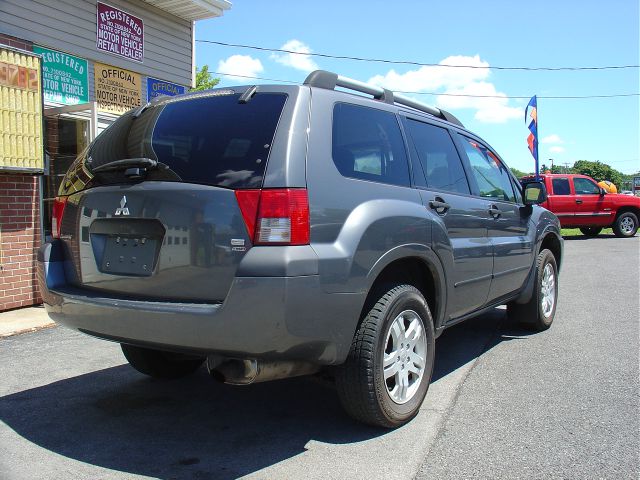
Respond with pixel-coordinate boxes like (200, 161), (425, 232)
(38, 70), (562, 428)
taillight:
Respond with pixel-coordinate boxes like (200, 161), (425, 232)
(51, 197), (68, 239)
(235, 188), (310, 245)
(235, 190), (261, 240)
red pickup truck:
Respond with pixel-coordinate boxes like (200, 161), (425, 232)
(523, 174), (640, 237)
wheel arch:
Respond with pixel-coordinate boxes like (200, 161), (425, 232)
(540, 230), (563, 271)
(514, 227), (563, 305)
(361, 245), (446, 331)
(614, 206), (640, 222)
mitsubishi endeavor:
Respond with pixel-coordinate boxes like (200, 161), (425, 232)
(38, 70), (563, 428)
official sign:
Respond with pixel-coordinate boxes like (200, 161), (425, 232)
(96, 2), (144, 63)
(33, 46), (88, 105)
(94, 62), (141, 114)
(147, 77), (186, 101)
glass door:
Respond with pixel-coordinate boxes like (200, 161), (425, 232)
(43, 112), (90, 239)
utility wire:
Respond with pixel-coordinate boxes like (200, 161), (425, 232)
(213, 72), (298, 84)
(211, 71), (640, 99)
(198, 39), (640, 72)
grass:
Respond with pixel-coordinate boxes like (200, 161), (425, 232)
(561, 227), (614, 237)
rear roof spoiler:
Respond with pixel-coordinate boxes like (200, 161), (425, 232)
(303, 70), (464, 128)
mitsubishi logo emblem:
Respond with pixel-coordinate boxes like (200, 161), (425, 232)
(115, 196), (130, 216)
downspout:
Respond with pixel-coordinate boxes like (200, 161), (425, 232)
(191, 21), (196, 89)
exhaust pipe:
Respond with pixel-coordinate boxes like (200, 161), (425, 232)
(206, 356), (320, 385)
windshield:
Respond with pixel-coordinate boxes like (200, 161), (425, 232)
(59, 91), (288, 195)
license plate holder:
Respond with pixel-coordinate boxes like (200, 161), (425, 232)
(100, 236), (158, 276)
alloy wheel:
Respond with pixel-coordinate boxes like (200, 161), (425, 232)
(540, 263), (556, 318)
(383, 310), (427, 404)
(620, 217), (635, 235)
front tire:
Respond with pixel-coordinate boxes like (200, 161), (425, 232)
(508, 249), (559, 331)
(336, 284), (435, 428)
(579, 227), (602, 237)
(121, 344), (205, 379)
(612, 212), (638, 237)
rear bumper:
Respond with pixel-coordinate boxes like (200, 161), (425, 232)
(37, 242), (364, 365)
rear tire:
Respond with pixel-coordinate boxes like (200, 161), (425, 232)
(508, 249), (558, 331)
(579, 227), (602, 237)
(336, 284), (435, 428)
(121, 344), (205, 379)
(612, 212), (638, 237)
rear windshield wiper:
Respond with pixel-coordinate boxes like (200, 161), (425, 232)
(90, 157), (169, 173)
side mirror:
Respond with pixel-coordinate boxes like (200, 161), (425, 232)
(523, 181), (548, 205)
(599, 187), (607, 196)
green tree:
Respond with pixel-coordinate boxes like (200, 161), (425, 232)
(572, 160), (624, 187)
(510, 167), (530, 179)
(191, 65), (220, 91)
(538, 163), (564, 174)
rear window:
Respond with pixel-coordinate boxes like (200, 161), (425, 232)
(81, 92), (287, 190)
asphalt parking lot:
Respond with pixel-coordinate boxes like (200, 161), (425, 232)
(1, 235), (638, 479)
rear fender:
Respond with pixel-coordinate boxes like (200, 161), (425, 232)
(312, 198), (432, 294)
(364, 244), (447, 329)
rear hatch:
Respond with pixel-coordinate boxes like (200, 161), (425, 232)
(54, 89), (289, 303)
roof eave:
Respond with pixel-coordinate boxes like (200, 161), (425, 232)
(141, 0), (231, 22)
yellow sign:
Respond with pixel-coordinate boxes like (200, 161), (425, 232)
(0, 47), (44, 172)
(94, 62), (141, 114)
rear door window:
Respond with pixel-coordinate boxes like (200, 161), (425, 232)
(87, 92), (288, 189)
(404, 118), (470, 194)
(552, 178), (571, 195)
(332, 103), (410, 187)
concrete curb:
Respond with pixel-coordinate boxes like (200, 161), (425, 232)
(0, 322), (56, 338)
(0, 306), (56, 338)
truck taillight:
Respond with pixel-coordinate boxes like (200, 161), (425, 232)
(235, 189), (310, 245)
(51, 197), (68, 239)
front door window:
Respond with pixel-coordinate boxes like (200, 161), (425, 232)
(574, 177), (600, 194)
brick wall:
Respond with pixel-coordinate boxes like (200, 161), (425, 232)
(0, 174), (42, 311)
(1, 34), (39, 310)
(0, 33), (33, 51)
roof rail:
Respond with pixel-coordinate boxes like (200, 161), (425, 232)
(303, 70), (464, 128)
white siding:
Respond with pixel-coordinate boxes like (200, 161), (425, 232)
(1, 0), (192, 86)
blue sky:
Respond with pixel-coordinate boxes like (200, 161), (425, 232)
(195, 0), (639, 175)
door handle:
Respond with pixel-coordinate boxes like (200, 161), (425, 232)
(429, 197), (450, 215)
(575, 199), (583, 204)
(489, 204), (501, 219)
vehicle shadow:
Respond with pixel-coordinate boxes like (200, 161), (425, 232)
(562, 233), (619, 241)
(431, 307), (536, 382)
(0, 309), (534, 479)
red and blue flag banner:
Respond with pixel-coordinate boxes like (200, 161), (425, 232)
(525, 95), (539, 178)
